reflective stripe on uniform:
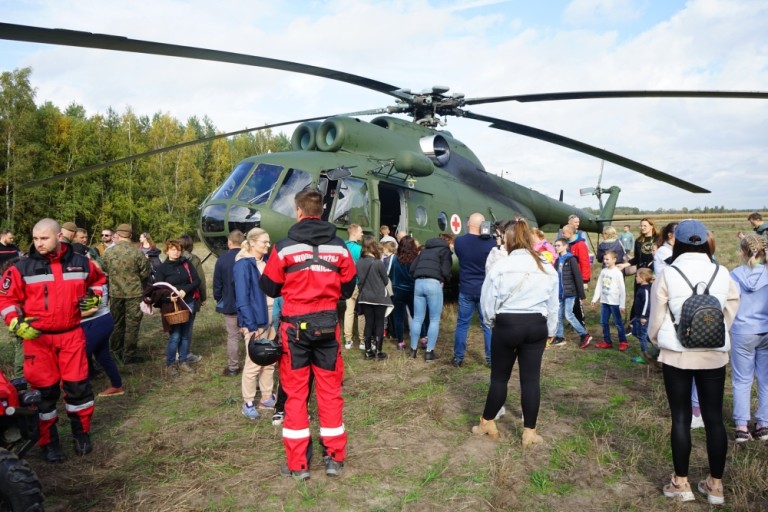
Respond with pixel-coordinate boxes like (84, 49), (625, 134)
(320, 425), (345, 437)
(65, 400), (94, 413)
(39, 410), (58, 421)
(1, 306), (17, 320)
(282, 427), (311, 439)
(62, 272), (89, 281)
(23, 274), (54, 284)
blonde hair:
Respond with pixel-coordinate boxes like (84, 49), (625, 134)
(381, 240), (396, 255)
(602, 226), (617, 239)
(238, 227), (268, 258)
(740, 234), (767, 267)
(637, 267), (655, 284)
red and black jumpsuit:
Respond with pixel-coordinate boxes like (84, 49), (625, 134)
(260, 217), (356, 472)
(0, 243), (105, 447)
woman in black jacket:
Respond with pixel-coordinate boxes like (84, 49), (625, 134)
(152, 239), (201, 376)
(408, 234), (453, 361)
(356, 235), (393, 360)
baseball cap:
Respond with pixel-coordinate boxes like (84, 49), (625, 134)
(674, 219), (708, 246)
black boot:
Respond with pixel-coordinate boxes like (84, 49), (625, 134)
(409, 347), (418, 359)
(73, 432), (93, 456)
(374, 337), (388, 360)
(41, 425), (66, 463)
(363, 337), (376, 360)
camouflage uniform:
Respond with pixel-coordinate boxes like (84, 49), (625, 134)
(103, 240), (150, 359)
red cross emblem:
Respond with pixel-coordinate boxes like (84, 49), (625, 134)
(450, 214), (462, 235)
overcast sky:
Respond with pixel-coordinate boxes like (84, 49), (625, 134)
(1, 0), (766, 211)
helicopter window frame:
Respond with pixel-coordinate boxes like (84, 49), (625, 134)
(271, 168), (314, 219)
(415, 205), (428, 227)
(211, 161), (253, 200)
(437, 211), (448, 231)
(332, 177), (370, 227)
(236, 163), (283, 205)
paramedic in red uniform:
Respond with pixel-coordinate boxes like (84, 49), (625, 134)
(0, 218), (105, 462)
(260, 189), (356, 480)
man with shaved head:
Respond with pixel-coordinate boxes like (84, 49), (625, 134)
(452, 212), (496, 367)
(0, 218), (106, 462)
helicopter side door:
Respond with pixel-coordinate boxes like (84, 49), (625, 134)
(378, 183), (406, 236)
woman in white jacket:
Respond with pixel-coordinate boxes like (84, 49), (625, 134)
(473, 220), (558, 447)
(649, 220), (740, 505)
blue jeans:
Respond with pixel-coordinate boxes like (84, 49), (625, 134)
(84, 314), (122, 388)
(410, 279), (443, 351)
(166, 300), (195, 365)
(453, 292), (492, 362)
(731, 332), (768, 427)
(600, 303), (626, 343)
(632, 319), (649, 352)
(556, 296), (587, 338)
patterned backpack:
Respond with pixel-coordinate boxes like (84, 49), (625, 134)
(668, 265), (725, 349)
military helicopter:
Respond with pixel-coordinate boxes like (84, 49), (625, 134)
(3, 22), (767, 255)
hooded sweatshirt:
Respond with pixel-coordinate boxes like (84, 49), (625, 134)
(730, 264), (768, 335)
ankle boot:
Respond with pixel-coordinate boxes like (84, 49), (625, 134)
(364, 337), (376, 360)
(409, 348), (418, 359)
(471, 417), (499, 440)
(522, 427), (543, 447)
(374, 336), (388, 360)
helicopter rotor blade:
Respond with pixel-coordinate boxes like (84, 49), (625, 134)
(0, 22), (410, 101)
(21, 114), (334, 188)
(461, 110), (710, 193)
(463, 90), (768, 106)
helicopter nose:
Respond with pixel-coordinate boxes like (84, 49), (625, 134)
(200, 202), (262, 254)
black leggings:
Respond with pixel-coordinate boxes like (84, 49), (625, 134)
(360, 304), (386, 340)
(482, 313), (547, 428)
(662, 364), (727, 479)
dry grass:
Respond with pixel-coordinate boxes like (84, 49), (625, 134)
(0, 217), (766, 511)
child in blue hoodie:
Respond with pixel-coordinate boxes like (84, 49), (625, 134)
(730, 234), (768, 442)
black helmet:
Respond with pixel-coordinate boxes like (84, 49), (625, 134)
(248, 336), (281, 366)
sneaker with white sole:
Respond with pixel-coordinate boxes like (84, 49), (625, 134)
(344, 340), (353, 350)
(272, 411), (285, 426)
(259, 394), (276, 409)
(734, 428), (752, 443)
(359, 341), (365, 350)
(697, 477), (725, 505)
(663, 474), (695, 502)
(242, 402), (260, 420)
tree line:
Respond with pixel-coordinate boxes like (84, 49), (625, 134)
(0, 67), (290, 248)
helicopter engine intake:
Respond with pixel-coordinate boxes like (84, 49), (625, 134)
(290, 121), (322, 150)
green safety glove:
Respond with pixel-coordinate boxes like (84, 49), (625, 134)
(78, 292), (101, 311)
(9, 317), (41, 340)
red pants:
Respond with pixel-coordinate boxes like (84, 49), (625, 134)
(23, 328), (95, 446)
(280, 312), (346, 471)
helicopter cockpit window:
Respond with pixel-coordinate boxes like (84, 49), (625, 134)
(437, 212), (448, 231)
(332, 177), (369, 227)
(415, 206), (428, 227)
(237, 163), (283, 204)
(271, 168), (313, 218)
(211, 161), (252, 200)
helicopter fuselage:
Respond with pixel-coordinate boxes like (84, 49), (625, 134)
(198, 116), (613, 255)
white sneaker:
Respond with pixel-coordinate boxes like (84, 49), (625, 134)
(359, 341), (365, 350)
(344, 340), (353, 350)
(691, 414), (705, 429)
(494, 406), (506, 420)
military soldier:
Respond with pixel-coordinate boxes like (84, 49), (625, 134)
(103, 224), (150, 363)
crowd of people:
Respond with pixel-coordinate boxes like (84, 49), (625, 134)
(0, 207), (766, 504)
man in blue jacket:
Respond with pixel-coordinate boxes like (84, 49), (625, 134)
(453, 213), (496, 366)
(213, 230), (244, 376)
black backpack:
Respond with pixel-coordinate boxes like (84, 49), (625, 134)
(668, 265), (725, 349)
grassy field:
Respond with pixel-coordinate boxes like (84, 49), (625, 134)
(1, 218), (767, 511)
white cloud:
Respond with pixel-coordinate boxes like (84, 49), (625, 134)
(563, 0), (644, 25)
(0, 0), (766, 211)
